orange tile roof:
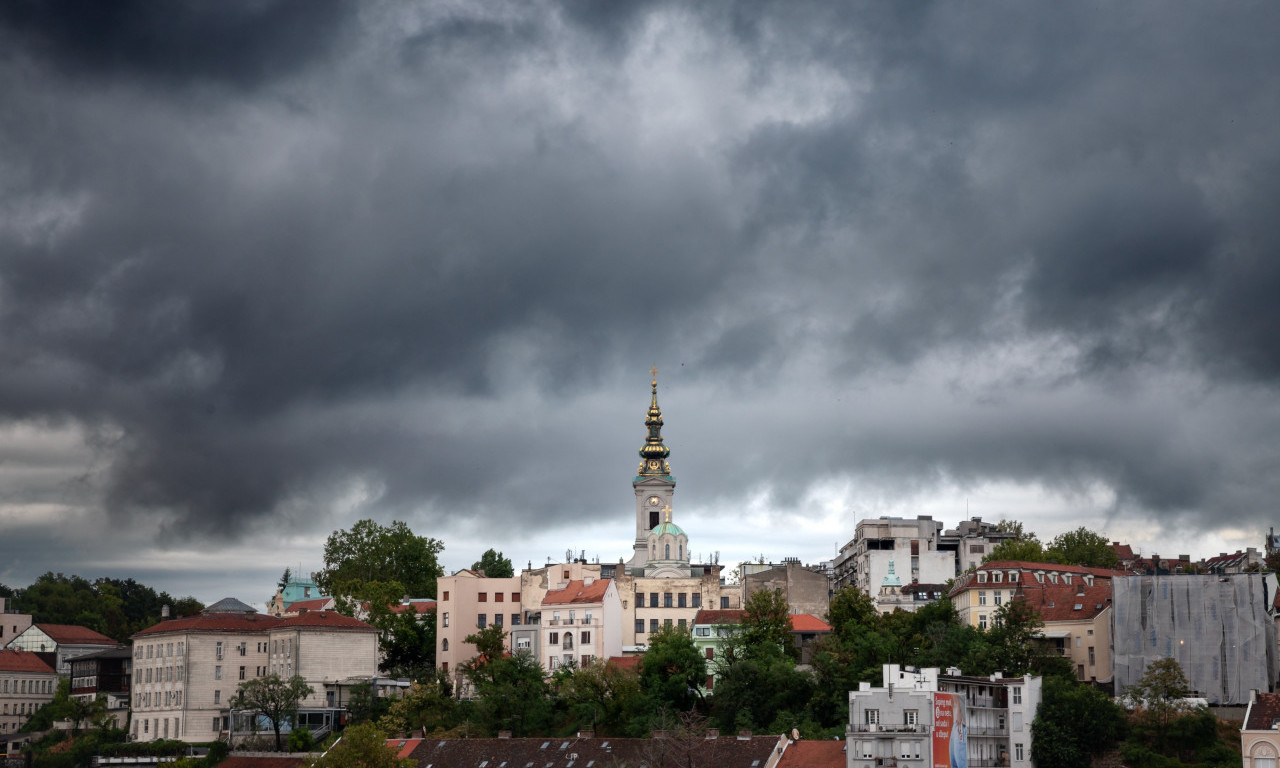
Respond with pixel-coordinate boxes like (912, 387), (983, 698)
(34, 624), (116, 645)
(950, 561), (1116, 595)
(542, 579), (611, 606)
(0, 649), (57, 674)
(607, 655), (642, 672)
(778, 740), (847, 768)
(387, 737), (425, 758)
(788, 614), (833, 633)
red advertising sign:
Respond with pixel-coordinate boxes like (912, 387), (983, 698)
(933, 692), (966, 768)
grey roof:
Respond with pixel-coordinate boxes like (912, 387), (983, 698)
(203, 597), (259, 614)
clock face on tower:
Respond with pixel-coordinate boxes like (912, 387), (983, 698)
(648, 496), (661, 506)
(647, 459), (660, 470)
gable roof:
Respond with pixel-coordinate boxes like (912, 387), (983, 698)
(778, 740), (847, 768)
(33, 624), (117, 645)
(1246, 692), (1280, 730)
(789, 614), (833, 633)
(693, 609), (745, 626)
(0, 649), (57, 674)
(285, 597), (334, 613)
(542, 579), (611, 606)
(389, 599), (437, 615)
(950, 561), (1115, 595)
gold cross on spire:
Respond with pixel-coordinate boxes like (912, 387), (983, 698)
(661, 504), (672, 522)
(650, 366), (659, 387)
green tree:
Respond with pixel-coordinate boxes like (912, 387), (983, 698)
(825, 585), (878, 639)
(378, 606), (437, 680)
(233, 674), (315, 751)
(378, 674), (457, 736)
(1046, 527), (1118, 568)
(640, 625), (706, 712)
(987, 600), (1044, 675)
(466, 651), (554, 736)
(559, 658), (649, 737)
(711, 653), (813, 732)
(278, 568), (293, 592)
(1031, 676), (1127, 768)
(471, 549), (514, 579)
(316, 520), (444, 603)
(984, 538), (1047, 564)
(1126, 657), (1193, 747)
(306, 722), (412, 768)
(730, 589), (797, 663)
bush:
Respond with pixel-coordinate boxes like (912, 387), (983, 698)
(289, 728), (317, 753)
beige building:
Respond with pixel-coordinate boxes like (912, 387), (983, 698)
(949, 561), (1112, 629)
(541, 579), (622, 670)
(1017, 578), (1112, 683)
(130, 597), (377, 743)
(0, 650), (57, 736)
(435, 570), (523, 681)
(835, 516), (956, 598)
(741, 559), (831, 618)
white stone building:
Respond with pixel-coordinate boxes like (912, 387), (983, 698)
(0, 650), (57, 736)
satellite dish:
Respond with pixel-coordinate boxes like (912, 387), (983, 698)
(791, 728), (800, 741)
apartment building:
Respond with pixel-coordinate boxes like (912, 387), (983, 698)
(948, 561), (1113, 630)
(435, 569), (523, 681)
(69, 645), (132, 728)
(834, 517), (955, 609)
(540, 579), (622, 670)
(847, 664), (1041, 768)
(0, 650), (57, 736)
(130, 598), (377, 743)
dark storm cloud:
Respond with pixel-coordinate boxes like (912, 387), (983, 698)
(0, 0), (351, 88)
(3, 0), (1280, 577)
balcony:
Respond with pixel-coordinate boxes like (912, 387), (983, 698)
(846, 724), (930, 734)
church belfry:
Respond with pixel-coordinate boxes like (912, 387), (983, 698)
(629, 368), (678, 570)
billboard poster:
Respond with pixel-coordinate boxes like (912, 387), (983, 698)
(933, 692), (967, 768)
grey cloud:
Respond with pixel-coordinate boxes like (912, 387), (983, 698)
(2, 0), (1280, 586)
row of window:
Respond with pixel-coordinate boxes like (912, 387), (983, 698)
(134, 716), (182, 739)
(976, 590), (1016, 606)
(2, 702), (42, 715)
(471, 592), (520, 603)
(976, 569), (1092, 587)
(474, 613), (523, 629)
(135, 690), (183, 708)
(546, 631), (591, 647)
(547, 654), (593, 668)
(635, 591), (700, 608)
(1, 678), (52, 694)
(635, 617), (687, 634)
(137, 642), (184, 659)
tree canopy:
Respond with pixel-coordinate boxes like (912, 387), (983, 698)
(1046, 527), (1118, 568)
(316, 519), (444, 602)
(472, 549), (515, 578)
(8, 572), (203, 642)
(307, 722), (412, 768)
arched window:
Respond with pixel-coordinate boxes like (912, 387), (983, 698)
(665, 543), (671, 559)
(679, 543), (683, 560)
(442, 639), (449, 651)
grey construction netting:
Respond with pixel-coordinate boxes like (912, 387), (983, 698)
(1112, 573), (1277, 705)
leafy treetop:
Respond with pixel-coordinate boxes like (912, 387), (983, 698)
(472, 548), (515, 578)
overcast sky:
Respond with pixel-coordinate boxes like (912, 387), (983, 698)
(2, 1), (1280, 608)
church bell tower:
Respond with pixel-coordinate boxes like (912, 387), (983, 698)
(630, 368), (676, 568)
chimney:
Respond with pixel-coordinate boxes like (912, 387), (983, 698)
(737, 730), (752, 740)
(498, 731), (512, 739)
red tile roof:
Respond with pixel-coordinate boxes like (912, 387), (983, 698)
(1016, 582), (1112, 622)
(389, 600), (437, 614)
(542, 579), (611, 606)
(34, 624), (116, 645)
(0, 649), (57, 674)
(388, 738), (425, 759)
(1112, 543), (1136, 561)
(788, 614), (833, 633)
(286, 597), (334, 612)
(277, 612), (376, 631)
(607, 655), (643, 672)
(950, 561), (1115, 595)
(1246, 692), (1280, 730)
(693, 609), (745, 625)
(133, 612), (282, 637)
(778, 740), (847, 768)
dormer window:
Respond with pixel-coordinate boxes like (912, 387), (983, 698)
(1063, 574), (1072, 585)
(1009, 572), (1019, 582)
(1035, 572), (1044, 583)
(978, 572), (988, 583)
(993, 572), (1002, 583)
